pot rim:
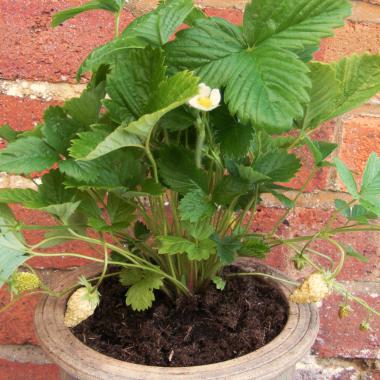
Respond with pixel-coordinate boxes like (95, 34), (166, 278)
(35, 259), (319, 380)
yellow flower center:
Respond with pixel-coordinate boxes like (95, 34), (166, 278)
(197, 97), (213, 109)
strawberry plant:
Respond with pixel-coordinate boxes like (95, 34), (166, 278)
(0, 0), (380, 328)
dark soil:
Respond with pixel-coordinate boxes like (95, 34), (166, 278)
(72, 267), (288, 367)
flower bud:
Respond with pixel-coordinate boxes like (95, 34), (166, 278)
(359, 320), (371, 332)
(292, 254), (307, 270)
(338, 304), (352, 319)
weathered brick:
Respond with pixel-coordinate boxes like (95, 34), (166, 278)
(351, 1), (380, 24)
(339, 115), (380, 185)
(0, 95), (56, 132)
(0, 358), (59, 380)
(0, 1), (134, 83)
(0, 290), (40, 345)
(362, 0), (380, 6)
(319, 21), (380, 62)
(313, 292), (380, 360)
(11, 206), (100, 269)
(204, 7), (243, 24)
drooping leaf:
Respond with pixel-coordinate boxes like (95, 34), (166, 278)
(105, 193), (135, 231)
(158, 146), (209, 194)
(243, 0), (351, 49)
(0, 124), (19, 142)
(253, 150), (301, 182)
(178, 190), (215, 223)
(39, 201), (82, 224)
(52, 0), (125, 27)
(210, 234), (241, 264)
(166, 18), (311, 131)
(82, 71), (199, 160)
(0, 217), (29, 287)
(213, 175), (252, 206)
(333, 158), (359, 198)
(0, 137), (59, 175)
(134, 221), (150, 241)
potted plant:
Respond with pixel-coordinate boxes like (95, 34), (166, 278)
(0, 0), (380, 378)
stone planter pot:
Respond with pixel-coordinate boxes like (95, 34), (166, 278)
(35, 260), (319, 380)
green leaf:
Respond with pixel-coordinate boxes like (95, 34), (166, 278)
(211, 234), (241, 264)
(186, 239), (215, 261)
(159, 107), (195, 132)
(0, 218), (29, 287)
(253, 150), (301, 182)
(40, 201), (81, 224)
(157, 236), (194, 255)
(105, 193), (135, 231)
(334, 158), (359, 198)
(0, 137), (59, 175)
(83, 71), (199, 160)
(134, 221), (150, 241)
(52, 0), (124, 27)
(121, 0), (194, 45)
(330, 54), (380, 119)
(166, 18), (311, 131)
(237, 166), (271, 184)
(183, 219), (214, 241)
(77, 37), (147, 79)
(303, 62), (339, 128)
(211, 106), (253, 158)
(42, 107), (82, 155)
(0, 124), (19, 142)
(123, 269), (164, 311)
(104, 47), (166, 120)
(213, 175), (252, 206)
(64, 89), (102, 126)
(178, 190), (215, 223)
(212, 276), (226, 291)
(158, 146), (209, 194)
(305, 138), (337, 166)
(239, 236), (270, 258)
(0, 189), (43, 208)
(342, 244), (368, 263)
(243, 0), (351, 49)
(360, 153), (380, 197)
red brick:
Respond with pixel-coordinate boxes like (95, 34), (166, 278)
(0, 290), (40, 345)
(339, 115), (380, 186)
(0, 359), (60, 380)
(11, 206), (100, 269)
(0, 1), (134, 83)
(0, 95), (57, 132)
(318, 21), (380, 62)
(362, 0), (380, 6)
(313, 292), (380, 360)
(204, 7), (243, 24)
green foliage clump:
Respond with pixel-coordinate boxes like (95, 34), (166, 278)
(0, 0), (380, 328)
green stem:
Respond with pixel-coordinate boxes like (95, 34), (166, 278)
(195, 115), (206, 169)
(226, 272), (299, 286)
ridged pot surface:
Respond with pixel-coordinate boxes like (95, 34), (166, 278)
(35, 259), (319, 380)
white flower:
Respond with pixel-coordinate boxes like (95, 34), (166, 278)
(188, 83), (221, 111)
(64, 287), (100, 328)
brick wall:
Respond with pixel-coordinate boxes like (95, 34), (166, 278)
(0, 1), (379, 378)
